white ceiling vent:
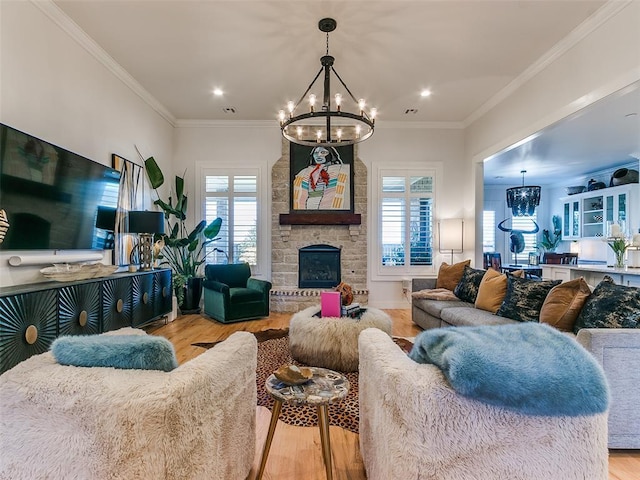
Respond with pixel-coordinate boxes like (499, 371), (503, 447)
(222, 107), (236, 114)
(404, 109), (418, 114)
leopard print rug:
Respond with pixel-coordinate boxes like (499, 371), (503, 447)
(194, 328), (413, 434)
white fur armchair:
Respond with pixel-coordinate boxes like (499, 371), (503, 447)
(358, 328), (608, 480)
(0, 328), (257, 480)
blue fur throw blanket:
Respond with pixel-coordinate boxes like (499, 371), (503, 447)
(409, 323), (609, 416)
(51, 334), (178, 372)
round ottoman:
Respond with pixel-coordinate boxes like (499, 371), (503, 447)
(289, 305), (393, 372)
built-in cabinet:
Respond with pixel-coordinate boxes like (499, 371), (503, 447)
(0, 269), (172, 373)
(560, 185), (638, 239)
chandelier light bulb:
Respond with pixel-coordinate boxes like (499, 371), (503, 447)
(370, 108), (377, 121)
(296, 126), (303, 138)
(358, 98), (366, 113)
(335, 93), (342, 111)
(309, 94), (317, 112)
(355, 124), (361, 137)
(287, 101), (295, 114)
(278, 110), (286, 124)
(336, 129), (343, 140)
(316, 129), (322, 142)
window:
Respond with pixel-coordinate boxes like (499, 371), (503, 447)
(482, 210), (496, 252)
(204, 173), (258, 266)
(511, 213), (538, 262)
(378, 171), (434, 274)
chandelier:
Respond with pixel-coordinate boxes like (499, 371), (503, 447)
(506, 170), (541, 216)
(278, 18), (376, 147)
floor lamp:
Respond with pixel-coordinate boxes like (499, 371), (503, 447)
(128, 211), (165, 271)
(438, 218), (464, 264)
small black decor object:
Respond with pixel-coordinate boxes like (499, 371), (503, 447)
(587, 179), (606, 191)
(506, 170), (541, 216)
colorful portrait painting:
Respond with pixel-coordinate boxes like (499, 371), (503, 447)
(290, 143), (354, 212)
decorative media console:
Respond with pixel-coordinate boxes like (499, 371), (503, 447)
(0, 268), (172, 373)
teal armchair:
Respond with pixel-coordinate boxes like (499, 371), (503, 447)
(203, 263), (272, 323)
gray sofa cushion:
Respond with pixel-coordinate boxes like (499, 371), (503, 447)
(441, 307), (518, 327)
(413, 298), (472, 318)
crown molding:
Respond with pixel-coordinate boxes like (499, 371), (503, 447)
(31, 0), (176, 127)
(375, 120), (464, 130)
(174, 119), (275, 128)
(463, 0), (632, 127)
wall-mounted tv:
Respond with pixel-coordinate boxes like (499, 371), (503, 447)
(0, 123), (121, 251)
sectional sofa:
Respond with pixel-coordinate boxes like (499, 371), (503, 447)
(411, 277), (640, 449)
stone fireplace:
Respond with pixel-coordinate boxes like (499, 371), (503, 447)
(270, 139), (368, 312)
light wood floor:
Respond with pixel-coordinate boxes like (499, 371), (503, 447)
(146, 310), (639, 480)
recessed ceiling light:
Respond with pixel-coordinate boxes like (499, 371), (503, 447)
(420, 89), (432, 98)
(213, 88), (224, 96)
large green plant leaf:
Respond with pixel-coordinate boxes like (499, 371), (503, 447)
(204, 217), (222, 239)
(144, 156), (164, 189)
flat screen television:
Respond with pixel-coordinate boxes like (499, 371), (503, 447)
(0, 123), (121, 250)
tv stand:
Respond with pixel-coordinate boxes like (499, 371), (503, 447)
(0, 268), (172, 374)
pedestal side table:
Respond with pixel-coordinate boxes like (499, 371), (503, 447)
(256, 367), (350, 480)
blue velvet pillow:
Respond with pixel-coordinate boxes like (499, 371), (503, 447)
(51, 334), (178, 372)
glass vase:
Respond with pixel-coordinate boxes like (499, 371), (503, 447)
(614, 250), (625, 268)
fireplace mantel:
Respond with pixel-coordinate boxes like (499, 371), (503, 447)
(279, 213), (361, 225)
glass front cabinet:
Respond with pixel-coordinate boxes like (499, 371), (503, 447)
(562, 199), (581, 239)
(560, 185), (637, 239)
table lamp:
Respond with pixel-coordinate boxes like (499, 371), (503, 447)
(128, 211), (164, 271)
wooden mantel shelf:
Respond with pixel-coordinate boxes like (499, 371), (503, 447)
(279, 213), (361, 225)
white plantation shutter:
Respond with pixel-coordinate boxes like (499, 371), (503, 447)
(379, 173), (434, 270)
(511, 213), (538, 262)
(483, 210), (496, 252)
(204, 173), (258, 265)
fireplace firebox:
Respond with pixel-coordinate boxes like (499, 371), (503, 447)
(298, 244), (341, 288)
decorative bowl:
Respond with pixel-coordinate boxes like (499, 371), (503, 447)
(274, 364), (313, 386)
(566, 186), (586, 195)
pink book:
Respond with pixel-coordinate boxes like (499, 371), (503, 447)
(320, 291), (341, 317)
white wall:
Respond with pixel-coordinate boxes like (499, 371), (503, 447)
(468, 1), (640, 265)
(0, 1), (174, 287)
(360, 125), (467, 308)
(173, 122), (280, 280)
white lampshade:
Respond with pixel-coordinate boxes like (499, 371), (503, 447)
(439, 218), (464, 252)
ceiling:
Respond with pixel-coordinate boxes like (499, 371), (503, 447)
(52, 0), (638, 184)
(54, 0), (605, 123)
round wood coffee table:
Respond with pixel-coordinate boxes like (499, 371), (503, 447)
(289, 305), (393, 372)
(256, 367), (349, 480)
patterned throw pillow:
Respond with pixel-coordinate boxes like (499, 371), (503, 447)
(496, 276), (561, 323)
(435, 260), (471, 291)
(475, 268), (524, 314)
(573, 276), (640, 333)
(453, 266), (487, 303)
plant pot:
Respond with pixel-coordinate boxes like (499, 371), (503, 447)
(178, 277), (204, 314)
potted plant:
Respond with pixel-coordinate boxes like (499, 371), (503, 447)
(537, 215), (562, 263)
(139, 151), (223, 313)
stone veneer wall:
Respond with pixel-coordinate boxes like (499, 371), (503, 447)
(271, 139), (368, 312)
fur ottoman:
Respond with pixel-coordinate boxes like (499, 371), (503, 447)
(289, 305), (393, 372)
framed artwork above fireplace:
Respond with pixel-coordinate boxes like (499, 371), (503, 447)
(290, 143), (354, 213)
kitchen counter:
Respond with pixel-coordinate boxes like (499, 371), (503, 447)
(542, 263), (640, 287)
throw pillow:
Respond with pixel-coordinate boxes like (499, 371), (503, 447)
(453, 265), (486, 303)
(435, 260), (471, 291)
(475, 268), (524, 314)
(496, 276), (561, 323)
(573, 275), (640, 333)
(51, 334), (178, 372)
(539, 277), (592, 332)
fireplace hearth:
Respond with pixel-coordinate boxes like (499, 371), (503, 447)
(298, 244), (341, 288)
